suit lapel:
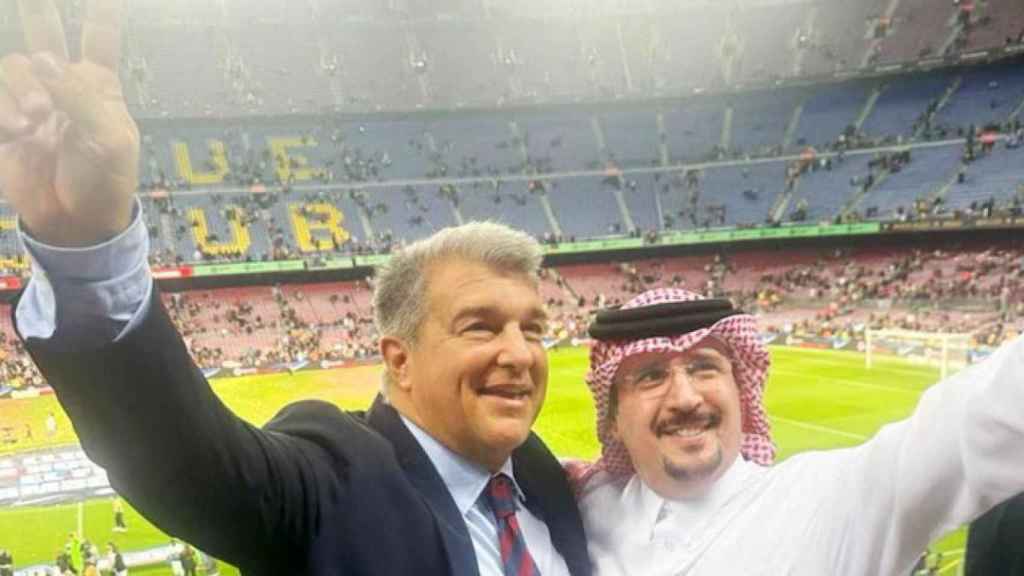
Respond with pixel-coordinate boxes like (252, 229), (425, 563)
(514, 434), (593, 576)
(366, 395), (480, 576)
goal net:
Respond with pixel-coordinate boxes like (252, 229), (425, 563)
(864, 329), (972, 380)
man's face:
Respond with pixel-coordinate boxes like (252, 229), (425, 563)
(397, 258), (549, 470)
(612, 339), (743, 499)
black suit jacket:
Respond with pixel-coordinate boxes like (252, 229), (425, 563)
(18, 289), (591, 576)
(965, 492), (1024, 576)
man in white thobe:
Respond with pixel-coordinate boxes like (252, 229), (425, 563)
(568, 288), (1024, 576)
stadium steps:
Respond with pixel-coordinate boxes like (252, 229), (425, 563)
(781, 103), (805, 150)
(538, 193), (563, 238)
(916, 76), (963, 139)
(508, 119), (561, 236)
(938, 11), (968, 56)
(854, 87), (883, 132)
(841, 167), (893, 219)
(930, 165), (967, 206)
(590, 116), (608, 162)
(860, 0), (908, 69)
(654, 112), (671, 230)
(351, 194), (376, 242)
(158, 213), (176, 253)
(790, 6), (819, 77)
(720, 105), (734, 152)
(320, 36), (347, 110)
(612, 187), (636, 233)
(448, 194), (465, 226)
(1010, 95), (1024, 121)
(423, 130), (466, 225)
(655, 112), (671, 166)
(769, 178), (798, 223)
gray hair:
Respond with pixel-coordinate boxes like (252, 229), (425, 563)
(373, 221), (544, 345)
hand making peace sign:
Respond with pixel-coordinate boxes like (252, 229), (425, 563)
(0, 0), (138, 248)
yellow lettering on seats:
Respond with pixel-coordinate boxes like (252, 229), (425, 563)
(174, 140), (229, 186)
(269, 137), (320, 183)
(0, 218), (28, 271)
(188, 207), (252, 257)
(288, 203), (350, 252)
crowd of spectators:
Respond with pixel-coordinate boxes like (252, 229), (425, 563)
(0, 330), (43, 396)
(165, 285), (380, 370)
(2, 242), (1022, 395)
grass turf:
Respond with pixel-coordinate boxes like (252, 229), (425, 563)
(0, 346), (967, 574)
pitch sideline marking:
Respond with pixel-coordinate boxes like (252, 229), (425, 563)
(937, 558), (963, 575)
(779, 354), (937, 378)
(771, 348), (940, 377)
(769, 416), (869, 441)
(770, 368), (922, 395)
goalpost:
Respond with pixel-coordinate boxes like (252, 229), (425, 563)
(865, 329), (973, 380)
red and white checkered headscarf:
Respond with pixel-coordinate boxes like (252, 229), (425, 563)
(570, 288), (774, 489)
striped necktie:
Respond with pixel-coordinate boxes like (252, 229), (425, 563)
(485, 473), (542, 576)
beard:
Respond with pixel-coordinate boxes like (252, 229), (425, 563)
(662, 444), (724, 482)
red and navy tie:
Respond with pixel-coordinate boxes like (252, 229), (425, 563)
(486, 474), (542, 576)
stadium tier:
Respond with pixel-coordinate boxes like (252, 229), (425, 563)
(5, 4), (1024, 576)
(2, 60), (1022, 270)
(3, 242), (1022, 399)
(1, 1), (1022, 117)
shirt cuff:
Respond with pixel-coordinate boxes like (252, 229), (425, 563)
(15, 199), (154, 346)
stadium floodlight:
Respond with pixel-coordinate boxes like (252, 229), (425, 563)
(865, 328), (972, 380)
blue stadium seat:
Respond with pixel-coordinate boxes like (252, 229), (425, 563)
(794, 155), (873, 221)
(662, 100), (726, 163)
(937, 63), (1024, 129)
(455, 181), (551, 238)
(620, 173), (665, 232)
(426, 115), (522, 177)
(864, 145), (964, 218)
(861, 73), (956, 139)
(519, 111), (601, 172)
(946, 147), (1024, 210)
(730, 89), (803, 155)
(600, 109), (661, 168)
(545, 177), (625, 238)
(364, 185), (457, 243)
(793, 81), (873, 150)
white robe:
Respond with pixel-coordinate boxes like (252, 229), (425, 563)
(579, 335), (1024, 576)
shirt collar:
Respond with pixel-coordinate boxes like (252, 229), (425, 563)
(631, 456), (756, 533)
(400, 415), (525, 516)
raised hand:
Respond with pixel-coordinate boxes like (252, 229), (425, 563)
(0, 0), (138, 247)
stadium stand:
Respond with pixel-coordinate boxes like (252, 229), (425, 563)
(3, 58), (1022, 266)
(962, 0), (1024, 52)
(799, 0), (885, 76)
(5, 238), (1022, 396)
(876, 0), (959, 63)
(4, 1), (1022, 118)
(6, 5), (1024, 576)
(791, 80), (873, 150)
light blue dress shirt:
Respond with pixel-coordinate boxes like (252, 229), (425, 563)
(15, 203), (571, 575)
(400, 416), (571, 576)
(15, 199), (153, 345)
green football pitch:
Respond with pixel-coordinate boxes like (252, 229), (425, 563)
(0, 346), (967, 575)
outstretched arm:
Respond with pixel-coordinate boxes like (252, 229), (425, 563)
(3, 2), (348, 570)
(828, 336), (1024, 575)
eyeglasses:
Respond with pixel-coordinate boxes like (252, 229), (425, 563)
(617, 356), (730, 399)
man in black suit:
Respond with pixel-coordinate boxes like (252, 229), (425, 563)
(0, 2), (590, 575)
(965, 493), (1024, 575)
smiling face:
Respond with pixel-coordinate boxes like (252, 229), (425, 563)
(383, 257), (549, 471)
(611, 339), (743, 499)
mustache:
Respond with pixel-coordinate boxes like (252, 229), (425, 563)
(654, 409), (722, 436)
